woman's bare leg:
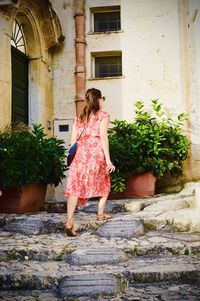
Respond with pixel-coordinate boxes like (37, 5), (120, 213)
(98, 196), (108, 216)
(66, 195), (78, 226)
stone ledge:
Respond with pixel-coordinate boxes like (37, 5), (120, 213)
(1, 230), (200, 263)
(0, 255), (200, 292)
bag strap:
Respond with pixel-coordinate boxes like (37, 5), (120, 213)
(76, 112), (93, 141)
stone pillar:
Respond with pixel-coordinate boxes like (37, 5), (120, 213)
(0, 8), (15, 128)
(74, 0), (86, 115)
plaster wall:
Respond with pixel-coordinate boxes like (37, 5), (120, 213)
(50, 0), (77, 199)
(51, 0), (76, 121)
(187, 0), (200, 177)
(85, 0), (184, 122)
(85, 0), (122, 120)
(121, 0), (183, 121)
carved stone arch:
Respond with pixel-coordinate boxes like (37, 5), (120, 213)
(18, 0), (64, 51)
(12, 7), (46, 124)
(11, 0), (64, 125)
(14, 8), (43, 59)
(0, 0), (64, 51)
(0, 0), (64, 127)
(0, 0), (64, 128)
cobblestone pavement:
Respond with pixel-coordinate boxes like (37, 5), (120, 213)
(0, 188), (200, 300)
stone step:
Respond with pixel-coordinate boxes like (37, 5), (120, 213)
(1, 230), (200, 263)
(0, 212), (103, 235)
(44, 192), (193, 213)
(96, 218), (145, 239)
(0, 290), (61, 301)
(0, 186), (199, 300)
(0, 191), (193, 236)
(0, 232), (76, 262)
(44, 198), (131, 214)
(122, 280), (200, 301)
(59, 273), (122, 298)
(44, 199), (67, 213)
(0, 255), (199, 296)
(1, 280), (200, 301)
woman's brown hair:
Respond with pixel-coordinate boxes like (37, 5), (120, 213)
(79, 88), (102, 123)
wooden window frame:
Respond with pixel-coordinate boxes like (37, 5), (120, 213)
(91, 51), (122, 79)
(90, 6), (121, 33)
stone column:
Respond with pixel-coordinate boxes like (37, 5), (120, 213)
(74, 0), (86, 115)
(0, 7), (15, 128)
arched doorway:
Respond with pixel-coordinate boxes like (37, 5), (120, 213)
(11, 19), (28, 124)
(0, 0), (63, 128)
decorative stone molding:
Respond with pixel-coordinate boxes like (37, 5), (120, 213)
(42, 0), (65, 49)
(0, 1), (18, 16)
(0, 0), (64, 50)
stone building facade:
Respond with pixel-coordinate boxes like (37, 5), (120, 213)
(0, 0), (200, 198)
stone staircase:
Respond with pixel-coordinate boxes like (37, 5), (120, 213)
(0, 188), (200, 300)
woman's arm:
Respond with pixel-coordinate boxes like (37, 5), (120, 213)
(100, 116), (115, 172)
(70, 122), (78, 145)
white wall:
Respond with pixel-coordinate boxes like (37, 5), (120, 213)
(188, 0), (200, 143)
(51, 0), (76, 121)
(50, 0), (77, 199)
(85, 0), (186, 122)
(121, 0), (184, 120)
(85, 0), (123, 120)
(188, 0), (200, 177)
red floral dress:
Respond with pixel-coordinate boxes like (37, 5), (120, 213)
(65, 110), (110, 205)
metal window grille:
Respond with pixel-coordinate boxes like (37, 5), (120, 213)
(95, 56), (122, 78)
(94, 11), (121, 32)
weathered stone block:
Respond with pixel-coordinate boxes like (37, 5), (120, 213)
(58, 273), (120, 298)
(96, 219), (144, 239)
(65, 246), (125, 265)
(5, 218), (44, 235)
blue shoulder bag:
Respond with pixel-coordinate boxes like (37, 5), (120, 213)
(67, 114), (92, 168)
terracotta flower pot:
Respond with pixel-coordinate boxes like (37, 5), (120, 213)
(109, 172), (156, 199)
(0, 184), (47, 213)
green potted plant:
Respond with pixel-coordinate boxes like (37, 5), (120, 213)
(0, 123), (67, 213)
(108, 99), (190, 197)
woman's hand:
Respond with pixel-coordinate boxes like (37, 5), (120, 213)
(106, 159), (116, 173)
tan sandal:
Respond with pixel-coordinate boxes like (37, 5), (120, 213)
(65, 223), (77, 237)
(97, 213), (113, 221)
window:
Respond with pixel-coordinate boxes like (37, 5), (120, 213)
(11, 19), (27, 54)
(94, 54), (122, 78)
(92, 6), (121, 33)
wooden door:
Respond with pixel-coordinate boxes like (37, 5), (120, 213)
(11, 46), (28, 124)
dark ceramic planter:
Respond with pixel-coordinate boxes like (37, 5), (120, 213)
(0, 184), (47, 213)
(109, 172), (156, 199)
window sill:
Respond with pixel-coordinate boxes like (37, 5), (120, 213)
(87, 29), (124, 35)
(88, 75), (125, 81)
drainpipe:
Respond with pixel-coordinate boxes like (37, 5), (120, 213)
(179, 0), (192, 179)
(74, 0), (86, 115)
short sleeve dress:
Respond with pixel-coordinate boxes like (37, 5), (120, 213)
(65, 109), (111, 205)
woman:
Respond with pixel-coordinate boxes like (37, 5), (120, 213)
(65, 88), (115, 236)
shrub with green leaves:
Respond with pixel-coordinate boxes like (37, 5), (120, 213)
(0, 124), (67, 189)
(109, 100), (190, 192)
